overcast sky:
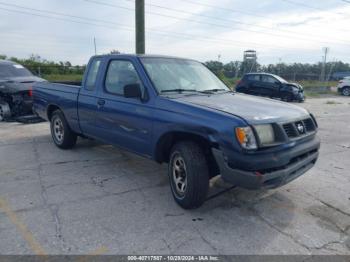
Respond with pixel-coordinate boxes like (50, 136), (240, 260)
(0, 0), (349, 65)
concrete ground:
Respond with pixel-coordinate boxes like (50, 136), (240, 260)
(0, 97), (349, 255)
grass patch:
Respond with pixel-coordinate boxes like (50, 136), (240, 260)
(300, 80), (337, 89)
(305, 92), (321, 98)
(305, 90), (337, 97)
(42, 74), (83, 82)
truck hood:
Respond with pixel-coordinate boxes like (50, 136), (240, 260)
(176, 92), (310, 124)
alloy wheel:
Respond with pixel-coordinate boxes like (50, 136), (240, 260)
(172, 154), (187, 197)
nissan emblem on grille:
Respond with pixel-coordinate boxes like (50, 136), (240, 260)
(297, 123), (305, 134)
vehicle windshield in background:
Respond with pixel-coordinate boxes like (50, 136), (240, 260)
(0, 64), (33, 78)
(140, 58), (229, 93)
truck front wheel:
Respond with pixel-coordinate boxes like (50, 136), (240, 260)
(168, 141), (209, 209)
(50, 110), (77, 149)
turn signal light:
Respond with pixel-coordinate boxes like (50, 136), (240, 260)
(236, 128), (246, 145)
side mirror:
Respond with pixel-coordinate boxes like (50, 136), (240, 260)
(124, 83), (142, 99)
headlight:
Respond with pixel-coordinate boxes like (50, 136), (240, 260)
(235, 127), (257, 150)
(292, 87), (299, 94)
(254, 124), (275, 145)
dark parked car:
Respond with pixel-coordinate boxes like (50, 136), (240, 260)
(33, 54), (320, 209)
(236, 73), (305, 102)
(0, 60), (45, 121)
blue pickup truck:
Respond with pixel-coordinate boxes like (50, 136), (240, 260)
(33, 54), (320, 209)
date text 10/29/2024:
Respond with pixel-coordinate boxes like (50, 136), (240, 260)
(127, 256), (219, 261)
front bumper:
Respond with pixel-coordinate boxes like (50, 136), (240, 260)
(295, 92), (305, 101)
(212, 137), (320, 190)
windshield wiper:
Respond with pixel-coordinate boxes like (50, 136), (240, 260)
(199, 89), (229, 94)
(161, 89), (198, 93)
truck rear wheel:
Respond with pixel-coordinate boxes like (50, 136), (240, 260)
(50, 110), (77, 149)
(168, 141), (209, 209)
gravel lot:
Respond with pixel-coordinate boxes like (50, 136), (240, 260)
(0, 97), (349, 255)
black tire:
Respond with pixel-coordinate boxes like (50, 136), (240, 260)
(342, 87), (350, 96)
(0, 102), (11, 121)
(50, 110), (77, 149)
(168, 141), (209, 209)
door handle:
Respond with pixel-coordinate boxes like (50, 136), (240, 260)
(97, 99), (105, 107)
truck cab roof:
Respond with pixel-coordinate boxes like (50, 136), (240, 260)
(90, 54), (197, 62)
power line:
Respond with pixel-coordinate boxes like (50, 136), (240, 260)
(83, 0), (350, 46)
(1, 2), (348, 58)
(341, 0), (350, 3)
(174, 0), (269, 19)
(281, 0), (346, 16)
(0, 3), (323, 52)
(0, 1), (134, 29)
(0, 7), (274, 52)
(175, 0), (350, 31)
(2, 0), (349, 47)
(119, 0), (350, 43)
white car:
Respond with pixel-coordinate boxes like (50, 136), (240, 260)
(337, 77), (350, 96)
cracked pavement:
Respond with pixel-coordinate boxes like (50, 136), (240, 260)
(0, 97), (349, 255)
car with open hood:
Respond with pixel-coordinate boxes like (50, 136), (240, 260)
(236, 73), (305, 102)
(0, 60), (45, 121)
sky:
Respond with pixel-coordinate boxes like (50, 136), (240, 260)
(0, 0), (349, 65)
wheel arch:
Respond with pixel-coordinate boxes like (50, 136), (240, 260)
(47, 104), (61, 121)
(154, 131), (220, 177)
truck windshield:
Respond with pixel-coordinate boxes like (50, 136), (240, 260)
(0, 64), (33, 78)
(140, 57), (229, 94)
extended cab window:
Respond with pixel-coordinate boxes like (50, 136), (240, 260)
(105, 60), (143, 96)
(85, 59), (101, 91)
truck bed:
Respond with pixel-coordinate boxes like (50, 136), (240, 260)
(33, 82), (81, 133)
(35, 82), (81, 93)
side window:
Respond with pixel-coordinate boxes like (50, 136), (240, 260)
(247, 75), (260, 81)
(105, 60), (143, 96)
(261, 75), (277, 84)
(85, 59), (101, 91)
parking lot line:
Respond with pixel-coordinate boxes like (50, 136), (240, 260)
(88, 246), (108, 255)
(77, 246), (109, 262)
(0, 198), (47, 255)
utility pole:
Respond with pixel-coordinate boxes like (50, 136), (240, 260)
(320, 47), (329, 82)
(278, 57), (282, 75)
(94, 37), (97, 55)
(326, 59), (336, 86)
(135, 0), (145, 54)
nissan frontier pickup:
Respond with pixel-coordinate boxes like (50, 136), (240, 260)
(33, 54), (320, 209)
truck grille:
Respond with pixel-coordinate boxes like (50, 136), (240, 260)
(283, 118), (316, 138)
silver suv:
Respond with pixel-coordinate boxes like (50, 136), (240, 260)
(337, 77), (350, 96)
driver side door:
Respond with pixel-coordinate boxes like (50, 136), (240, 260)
(94, 59), (153, 157)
